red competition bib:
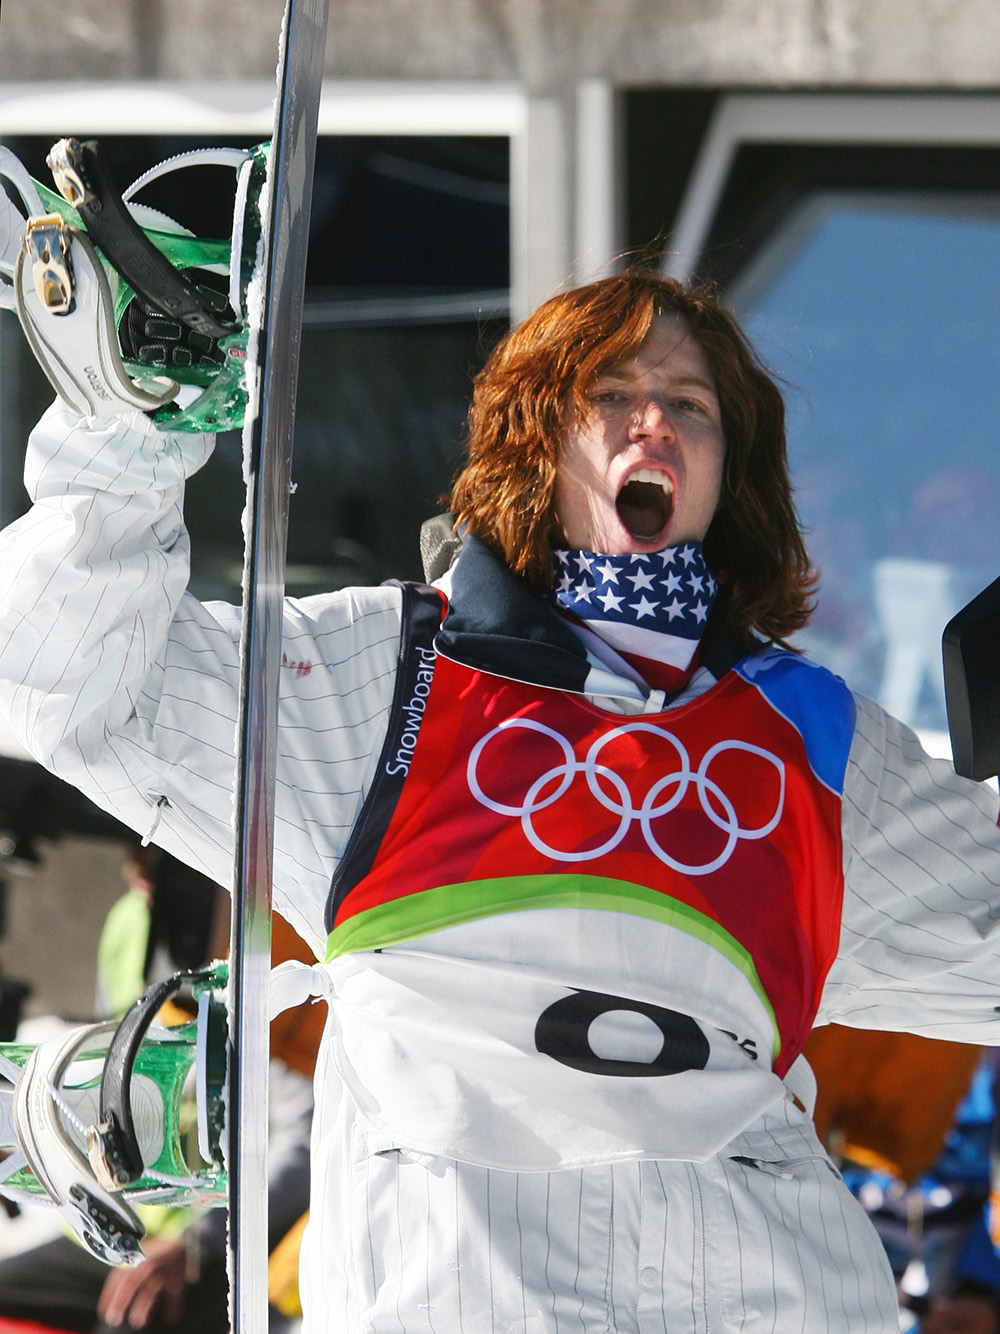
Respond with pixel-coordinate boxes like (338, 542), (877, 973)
(327, 604), (852, 1081)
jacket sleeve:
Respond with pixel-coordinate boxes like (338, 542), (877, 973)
(818, 690), (1000, 1041)
(0, 403), (402, 953)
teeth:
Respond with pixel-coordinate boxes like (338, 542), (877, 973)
(629, 468), (673, 494)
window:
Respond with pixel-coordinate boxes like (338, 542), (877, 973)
(729, 189), (1000, 736)
(0, 83), (520, 603)
(636, 93), (1000, 743)
(1, 128), (510, 599)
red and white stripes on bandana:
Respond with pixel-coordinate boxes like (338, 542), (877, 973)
(550, 543), (717, 693)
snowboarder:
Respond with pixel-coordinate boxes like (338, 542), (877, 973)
(2, 149), (1000, 1328)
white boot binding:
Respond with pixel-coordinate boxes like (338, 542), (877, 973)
(0, 965), (229, 1267)
(8, 138), (269, 432)
(0, 145), (45, 309)
(15, 218), (181, 418)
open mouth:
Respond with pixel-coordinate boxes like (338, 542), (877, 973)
(616, 468), (674, 540)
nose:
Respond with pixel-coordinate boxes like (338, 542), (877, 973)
(628, 394), (674, 442)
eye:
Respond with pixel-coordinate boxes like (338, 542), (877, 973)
(590, 388), (624, 405)
(676, 394), (722, 419)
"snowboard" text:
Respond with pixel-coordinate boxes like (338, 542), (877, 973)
(385, 646), (437, 776)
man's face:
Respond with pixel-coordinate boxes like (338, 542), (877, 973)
(553, 314), (726, 555)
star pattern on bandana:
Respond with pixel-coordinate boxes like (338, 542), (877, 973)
(631, 595), (659, 620)
(626, 567), (656, 592)
(551, 543), (716, 640)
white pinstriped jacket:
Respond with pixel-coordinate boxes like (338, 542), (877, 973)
(2, 403), (1000, 1165)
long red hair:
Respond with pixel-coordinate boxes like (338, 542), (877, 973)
(448, 272), (815, 652)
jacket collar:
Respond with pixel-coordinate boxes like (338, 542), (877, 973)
(435, 534), (742, 694)
(436, 535), (592, 692)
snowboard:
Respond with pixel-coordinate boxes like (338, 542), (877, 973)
(0, 4), (330, 1328)
(227, 1), (329, 1330)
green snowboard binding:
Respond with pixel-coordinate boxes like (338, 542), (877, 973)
(0, 964), (229, 1266)
(0, 136), (269, 433)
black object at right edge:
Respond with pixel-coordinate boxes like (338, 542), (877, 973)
(943, 573), (1000, 781)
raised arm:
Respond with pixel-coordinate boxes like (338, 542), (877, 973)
(0, 402), (402, 953)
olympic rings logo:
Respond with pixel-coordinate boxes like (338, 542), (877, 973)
(467, 718), (785, 876)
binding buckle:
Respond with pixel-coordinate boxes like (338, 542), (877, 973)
(86, 1117), (133, 1193)
(46, 137), (94, 210)
(24, 214), (75, 315)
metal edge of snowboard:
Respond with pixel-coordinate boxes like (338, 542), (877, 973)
(229, 2), (329, 1331)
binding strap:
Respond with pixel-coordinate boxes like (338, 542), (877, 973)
(47, 138), (234, 340)
(91, 969), (210, 1189)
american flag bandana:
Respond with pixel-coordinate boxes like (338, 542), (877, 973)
(550, 542), (717, 671)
